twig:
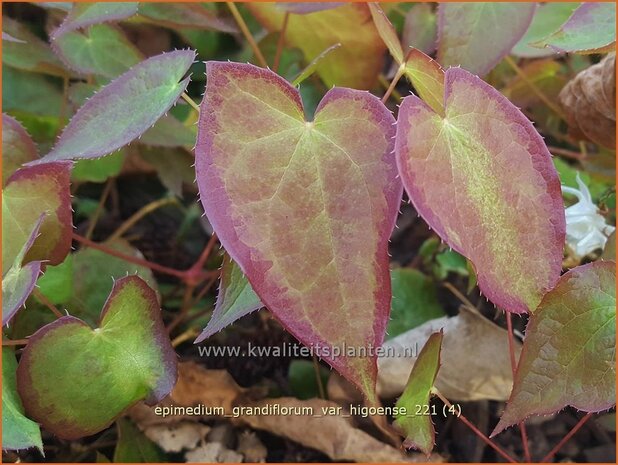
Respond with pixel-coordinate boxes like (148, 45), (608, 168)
(182, 92), (201, 113)
(85, 179), (113, 240)
(32, 288), (63, 319)
(433, 388), (519, 463)
(2, 338), (29, 347)
(504, 55), (566, 120)
(506, 313), (531, 462)
(226, 2), (268, 68)
(443, 281), (479, 314)
(541, 413), (593, 462)
(108, 197), (177, 241)
(273, 12), (290, 72)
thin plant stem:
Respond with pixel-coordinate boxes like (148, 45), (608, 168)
(189, 273), (220, 310)
(443, 281), (479, 313)
(312, 355), (326, 399)
(192, 233), (219, 272)
(548, 145), (586, 161)
(382, 66), (405, 103)
(378, 74), (403, 102)
(504, 55), (566, 120)
(226, 2), (268, 68)
(182, 92), (201, 113)
(72, 233), (188, 280)
(541, 413), (593, 462)
(273, 12), (290, 72)
(167, 285), (196, 334)
(85, 179), (113, 240)
(433, 388), (519, 463)
(506, 313), (532, 462)
(108, 197), (178, 241)
(172, 327), (199, 348)
(2, 338), (29, 346)
(32, 288), (63, 319)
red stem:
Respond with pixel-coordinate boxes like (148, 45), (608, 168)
(541, 413), (592, 462)
(433, 389), (519, 463)
(506, 313), (532, 462)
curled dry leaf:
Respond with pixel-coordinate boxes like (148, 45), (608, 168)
(559, 53), (616, 149)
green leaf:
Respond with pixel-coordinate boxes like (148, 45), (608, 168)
(195, 62), (402, 401)
(2, 348), (43, 452)
(393, 331), (443, 455)
(2, 114), (38, 186)
(388, 269), (445, 339)
(35, 254), (73, 304)
(512, 3), (580, 57)
(492, 261), (616, 436)
(195, 254), (262, 343)
(68, 239), (157, 327)
(433, 250), (469, 280)
(437, 3), (536, 76)
(53, 24), (143, 77)
(52, 2), (138, 39)
(532, 3), (616, 54)
(33, 50), (195, 164)
(72, 150), (125, 183)
(288, 360), (330, 400)
(113, 418), (166, 462)
(2, 162), (73, 272)
(248, 3), (385, 89)
(2, 17), (67, 76)
(137, 2), (236, 33)
(2, 68), (63, 117)
(16, 276), (177, 440)
(396, 67), (566, 314)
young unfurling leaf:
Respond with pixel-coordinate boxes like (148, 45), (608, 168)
(195, 62), (401, 400)
(17, 276), (176, 440)
(393, 331), (443, 455)
(395, 68), (565, 314)
(33, 50), (195, 164)
(492, 261), (616, 436)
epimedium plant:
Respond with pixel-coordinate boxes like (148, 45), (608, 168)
(2, 1), (616, 462)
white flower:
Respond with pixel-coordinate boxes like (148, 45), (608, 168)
(562, 173), (615, 259)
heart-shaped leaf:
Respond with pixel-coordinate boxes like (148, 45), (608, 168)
(52, 24), (143, 77)
(512, 3), (580, 58)
(2, 348), (42, 452)
(195, 62), (401, 400)
(17, 276), (176, 440)
(52, 2), (138, 39)
(532, 3), (616, 54)
(2, 162), (73, 271)
(248, 3), (385, 89)
(395, 67), (565, 314)
(492, 261), (616, 436)
(393, 330), (443, 455)
(437, 2), (536, 76)
(195, 254), (263, 343)
(2, 215), (44, 325)
(32, 50), (195, 164)
(2, 114), (38, 186)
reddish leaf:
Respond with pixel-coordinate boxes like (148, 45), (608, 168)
(437, 2), (536, 76)
(2, 114), (38, 186)
(395, 67), (565, 314)
(195, 62), (401, 400)
(492, 261), (616, 436)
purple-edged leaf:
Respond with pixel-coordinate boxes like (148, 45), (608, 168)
(402, 3), (437, 56)
(2, 162), (73, 271)
(368, 2), (404, 64)
(492, 261), (616, 436)
(52, 2), (138, 39)
(32, 50), (195, 164)
(2, 17), (67, 76)
(2, 216), (44, 325)
(395, 67), (565, 314)
(196, 62), (402, 400)
(403, 49), (445, 116)
(2, 347), (43, 452)
(393, 331), (443, 456)
(195, 254), (262, 343)
(532, 3), (616, 54)
(16, 276), (176, 440)
(276, 3), (344, 14)
(137, 3), (236, 33)
(512, 3), (580, 58)
(437, 3), (536, 76)
(52, 24), (143, 77)
(2, 114), (38, 186)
